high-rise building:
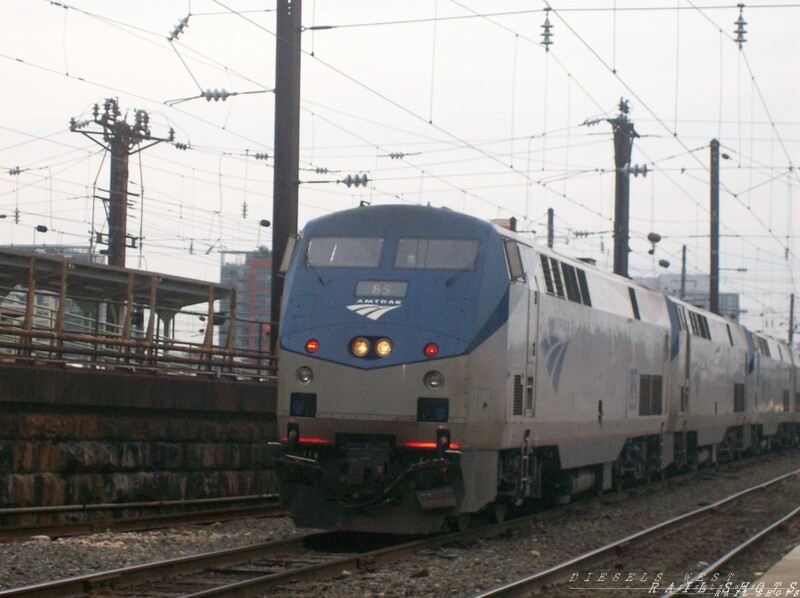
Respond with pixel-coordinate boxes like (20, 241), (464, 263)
(219, 248), (272, 352)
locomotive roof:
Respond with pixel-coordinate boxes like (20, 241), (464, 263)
(303, 204), (497, 238)
(301, 205), (795, 359)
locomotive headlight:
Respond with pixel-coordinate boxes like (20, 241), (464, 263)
(351, 337), (370, 358)
(375, 338), (393, 357)
(424, 370), (445, 390)
(296, 366), (313, 384)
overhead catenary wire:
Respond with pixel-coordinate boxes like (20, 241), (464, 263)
(0, 1), (796, 337)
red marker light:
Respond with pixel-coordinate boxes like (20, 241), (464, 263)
(305, 339), (320, 353)
(402, 441), (461, 450)
(279, 436), (331, 445)
(424, 343), (439, 358)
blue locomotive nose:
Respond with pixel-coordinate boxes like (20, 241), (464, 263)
(279, 206), (511, 368)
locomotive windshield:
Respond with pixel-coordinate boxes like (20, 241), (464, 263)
(394, 238), (479, 270)
(305, 236), (383, 268)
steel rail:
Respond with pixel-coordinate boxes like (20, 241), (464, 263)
(5, 463), (798, 597)
(0, 498), (285, 542)
(662, 503), (800, 597)
(471, 467), (800, 598)
(0, 509), (553, 597)
(0, 493), (279, 517)
(0, 532), (331, 598)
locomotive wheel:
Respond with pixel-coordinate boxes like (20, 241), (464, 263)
(612, 462), (624, 493)
(445, 513), (470, 532)
(488, 501), (507, 524)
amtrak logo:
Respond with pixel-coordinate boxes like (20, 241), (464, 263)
(541, 336), (568, 392)
(347, 301), (401, 320)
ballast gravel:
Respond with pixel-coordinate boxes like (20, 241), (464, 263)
(1, 450), (799, 596)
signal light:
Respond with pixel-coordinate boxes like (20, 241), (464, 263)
(305, 339), (320, 353)
(424, 343), (439, 358)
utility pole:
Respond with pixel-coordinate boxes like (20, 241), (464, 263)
(271, 0), (302, 351)
(71, 99), (173, 268)
(607, 99), (640, 278)
(790, 293), (795, 347)
(680, 245), (687, 300)
(709, 139), (720, 315)
(547, 207), (554, 249)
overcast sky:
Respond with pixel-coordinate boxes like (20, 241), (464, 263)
(0, 1), (798, 340)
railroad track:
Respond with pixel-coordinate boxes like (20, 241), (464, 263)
(5, 462), (798, 597)
(0, 530), (422, 597)
(0, 482), (690, 598)
(1, 504), (572, 597)
(0, 495), (285, 542)
(473, 467), (800, 597)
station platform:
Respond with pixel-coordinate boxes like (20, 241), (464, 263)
(756, 544), (800, 589)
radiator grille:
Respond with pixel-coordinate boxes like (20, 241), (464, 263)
(513, 375), (524, 416)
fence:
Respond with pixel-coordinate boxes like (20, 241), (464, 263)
(0, 283), (276, 380)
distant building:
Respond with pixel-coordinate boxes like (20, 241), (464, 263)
(219, 248), (272, 352)
(635, 273), (741, 322)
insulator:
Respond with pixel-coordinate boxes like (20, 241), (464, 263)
(734, 6), (747, 48)
(253, 152), (269, 161)
(174, 142), (189, 151)
(134, 110), (149, 129)
(203, 88), (230, 102)
(389, 152), (405, 159)
(541, 10), (553, 51)
(8, 167), (21, 176)
(315, 167), (329, 174)
(623, 163), (648, 177)
(168, 15), (190, 41)
(342, 174), (368, 187)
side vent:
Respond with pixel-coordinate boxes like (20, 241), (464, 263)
(513, 375), (524, 416)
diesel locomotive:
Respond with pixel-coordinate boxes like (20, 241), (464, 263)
(274, 204), (799, 534)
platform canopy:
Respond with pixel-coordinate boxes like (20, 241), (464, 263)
(0, 247), (231, 312)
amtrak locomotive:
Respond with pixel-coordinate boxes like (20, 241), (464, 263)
(275, 204), (799, 534)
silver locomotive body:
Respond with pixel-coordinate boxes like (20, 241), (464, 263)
(275, 205), (799, 533)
